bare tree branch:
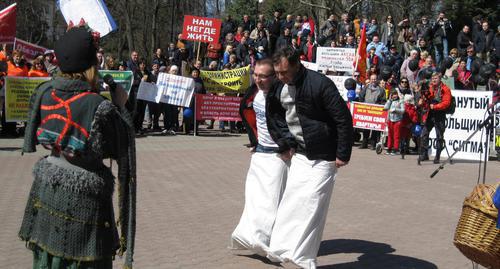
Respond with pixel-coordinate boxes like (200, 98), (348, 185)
(299, 0), (331, 11)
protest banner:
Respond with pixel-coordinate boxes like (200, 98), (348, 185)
(136, 81), (160, 103)
(495, 103), (500, 156)
(98, 70), (133, 96)
(301, 61), (318, 72)
(182, 15), (222, 44)
(58, 0), (117, 37)
(13, 38), (48, 61)
(316, 47), (356, 72)
(0, 3), (16, 44)
(194, 94), (242, 121)
(350, 102), (388, 132)
(4, 76), (50, 122)
(429, 90), (493, 161)
(326, 76), (350, 101)
(157, 73), (195, 107)
(200, 65), (251, 93)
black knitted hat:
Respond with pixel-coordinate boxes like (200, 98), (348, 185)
(55, 27), (97, 73)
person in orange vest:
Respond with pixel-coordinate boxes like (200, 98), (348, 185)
(7, 50), (29, 77)
(28, 57), (49, 77)
(0, 44), (7, 62)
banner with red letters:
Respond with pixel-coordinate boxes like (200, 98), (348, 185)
(13, 38), (48, 61)
(0, 3), (17, 44)
(195, 94), (241, 121)
(350, 102), (388, 132)
(182, 15), (222, 44)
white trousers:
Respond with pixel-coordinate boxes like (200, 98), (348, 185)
(230, 152), (288, 255)
(267, 153), (337, 269)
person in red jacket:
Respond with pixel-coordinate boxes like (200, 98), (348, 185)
(28, 57), (49, 77)
(400, 95), (418, 155)
(7, 50), (29, 77)
(418, 72), (452, 163)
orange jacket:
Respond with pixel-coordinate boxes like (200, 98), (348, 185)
(28, 69), (49, 77)
(429, 82), (452, 111)
(7, 61), (29, 77)
(0, 51), (7, 62)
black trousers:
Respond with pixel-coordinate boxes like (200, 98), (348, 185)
(361, 129), (381, 147)
(421, 112), (446, 160)
(162, 104), (178, 130)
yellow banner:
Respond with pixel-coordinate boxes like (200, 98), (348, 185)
(5, 76), (51, 122)
(200, 65), (251, 93)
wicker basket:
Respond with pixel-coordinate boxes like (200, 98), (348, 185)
(453, 182), (500, 269)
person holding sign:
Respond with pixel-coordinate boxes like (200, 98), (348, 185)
(19, 26), (136, 269)
(230, 59), (287, 256)
(266, 48), (353, 268)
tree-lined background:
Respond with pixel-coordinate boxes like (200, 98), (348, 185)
(0, 0), (497, 62)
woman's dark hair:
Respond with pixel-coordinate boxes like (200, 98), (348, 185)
(272, 47), (300, 66)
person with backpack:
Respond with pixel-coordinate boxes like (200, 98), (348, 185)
(418, 72), (453, 164)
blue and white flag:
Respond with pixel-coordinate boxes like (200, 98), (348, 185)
(57, 0), (117, 37)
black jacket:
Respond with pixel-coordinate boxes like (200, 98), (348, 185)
(475, 29), (495, 53)
(456, 31), (472, 53)
(266, 66), (354, 162)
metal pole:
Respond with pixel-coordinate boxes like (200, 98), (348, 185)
(196, 41), (201, 63)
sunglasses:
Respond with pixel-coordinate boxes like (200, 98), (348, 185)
(401, 81), (409, 83)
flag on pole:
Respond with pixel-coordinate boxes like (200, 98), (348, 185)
(354, 24), (367, 83)
(58, 0), (117, 37)
(0, 3), (17, 44)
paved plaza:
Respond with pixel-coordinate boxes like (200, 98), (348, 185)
(0, 131), (498, 269)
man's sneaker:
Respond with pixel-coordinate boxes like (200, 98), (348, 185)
(433, 159), (440, 164)
(390, 150), (398, 155)
(384, 150), (391, 155)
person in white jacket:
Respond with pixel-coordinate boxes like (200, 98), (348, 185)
(383, 90), (405, 155)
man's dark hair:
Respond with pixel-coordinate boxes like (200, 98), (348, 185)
(256, 58), (274, 68)
(272, 47), (300, 66)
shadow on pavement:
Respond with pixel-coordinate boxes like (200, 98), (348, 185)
(237, 254), (282, 267)
(318, 239), (438, 269)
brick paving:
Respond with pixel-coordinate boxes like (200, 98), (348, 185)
(0, 131), (498, 269)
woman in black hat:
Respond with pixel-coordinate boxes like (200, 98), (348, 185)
(19, 25), (137, 269)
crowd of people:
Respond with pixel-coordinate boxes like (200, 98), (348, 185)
(0, 10), (498, 146)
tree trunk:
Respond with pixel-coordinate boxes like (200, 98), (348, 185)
(151, 0), (160, 51)
(122, 0), (135, 53)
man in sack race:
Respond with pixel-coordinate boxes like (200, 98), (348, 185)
(265, 47), (354, 268)
(230, 58), (288, 256)
(418, 72), (452, 164)
(19, 24), (137, 269)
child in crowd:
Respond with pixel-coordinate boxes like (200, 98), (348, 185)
(400, 95), (418, 154)
(383, 90), (405, 155)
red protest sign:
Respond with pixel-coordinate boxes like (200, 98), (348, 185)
(351, 102), (388, 132)
(14, 38), (47, 61)
(195, 94), (242, 121)
(0, 3), (17, 44)
(182, 15), (222, 44)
